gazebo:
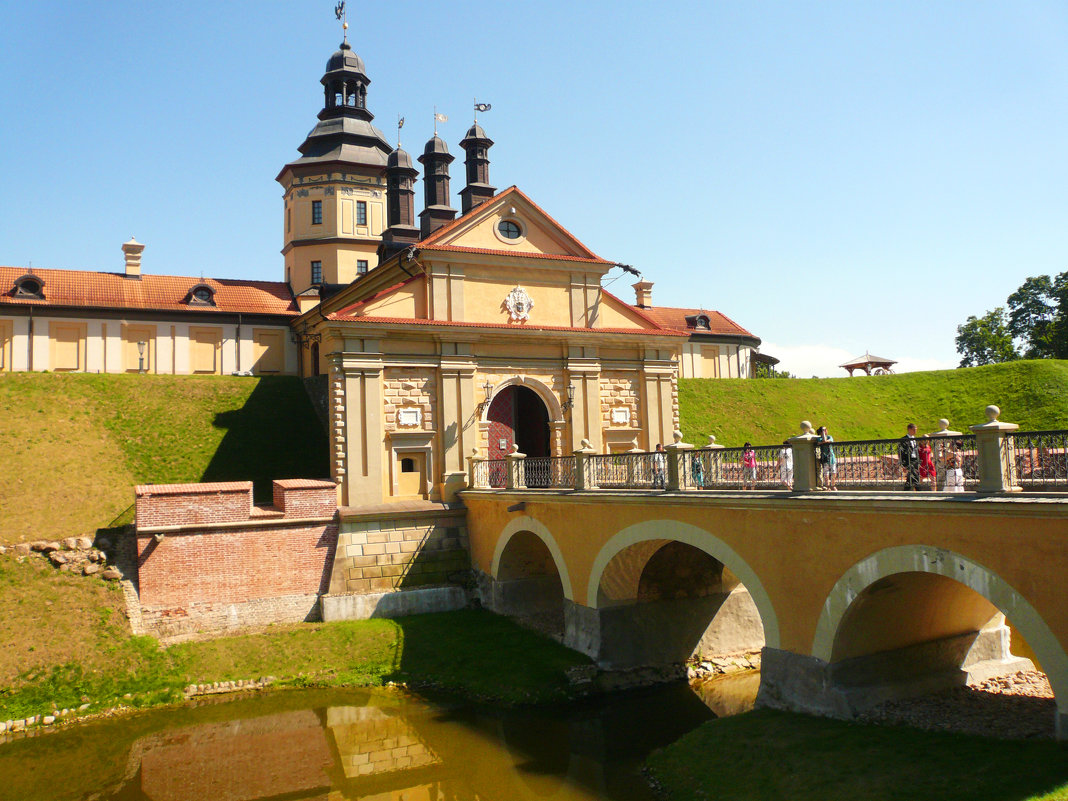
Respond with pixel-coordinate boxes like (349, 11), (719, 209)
(840, 351), (897, 376)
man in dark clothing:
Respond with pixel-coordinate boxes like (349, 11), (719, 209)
(898, 423), (921, 490)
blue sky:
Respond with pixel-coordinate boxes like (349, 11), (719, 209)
(2, 1), (1066, 376)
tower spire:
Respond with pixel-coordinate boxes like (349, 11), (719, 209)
(334, 1), (348, 45)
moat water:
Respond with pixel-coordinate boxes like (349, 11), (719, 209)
(0, 672), (760, 801)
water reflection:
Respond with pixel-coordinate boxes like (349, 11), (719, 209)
(0, 673), (759, 801)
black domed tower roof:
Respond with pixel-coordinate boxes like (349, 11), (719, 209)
(277, 41), (392, 178)
(418, 134), (457, 238)
(460, 122), (495, 213)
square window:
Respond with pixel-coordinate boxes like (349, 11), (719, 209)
(357, 260), (368, 276)
(356, 201), (367, 226)
(311, 261), (322, 284)
(311, 200), (322, 225)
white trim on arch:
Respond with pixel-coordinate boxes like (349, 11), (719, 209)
(584, 520), (780, 649)
(812, 544), (1068, 716)
(480, 375), (564, 424)
(490, 515), (574, 601)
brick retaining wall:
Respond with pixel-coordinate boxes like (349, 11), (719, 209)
(135, 479), (339, 638)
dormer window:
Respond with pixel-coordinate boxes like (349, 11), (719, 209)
(12, 275), (44, 299)
(695, 315), (710, 330)
(186, 283), (216, 306)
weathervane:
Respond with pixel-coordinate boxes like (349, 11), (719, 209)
(473, 99), (492, 122)
(334, 1), (348, 44)
(397, 115), (404, 147)
(433, 107), (447, 136)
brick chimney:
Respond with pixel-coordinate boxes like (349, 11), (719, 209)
(633, 280), (653, 308)
(122, 237), (145, 279)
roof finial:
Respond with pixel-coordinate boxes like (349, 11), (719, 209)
(397, 115), (404, 148)
(334, 1), (348, 45)
(433, 107), (447, 136)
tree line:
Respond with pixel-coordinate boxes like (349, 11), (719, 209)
(955, 273), (1068, 367)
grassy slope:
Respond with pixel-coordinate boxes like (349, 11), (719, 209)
(0, 551), (589, 720)
(679, 359), (1068, 446)
(646, 709), (1068, 801)
(0, 373), (328, 543)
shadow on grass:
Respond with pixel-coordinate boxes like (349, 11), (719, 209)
(202, 377), (330, 501)
(646, 707), (1068, 801)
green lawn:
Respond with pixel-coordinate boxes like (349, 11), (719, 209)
(0, 549), (589, 720)
(646, 708), (1068, 801)
(0, 373), (328, 543)
(679, 359), (1068, 447)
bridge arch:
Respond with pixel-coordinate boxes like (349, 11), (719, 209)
(813, 544), (1068, 716)
(491, 515), (573, 601)
(586, 520), (781, 649)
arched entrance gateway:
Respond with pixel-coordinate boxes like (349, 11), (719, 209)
(486, 384), (552, 460)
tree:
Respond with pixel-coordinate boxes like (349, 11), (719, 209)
(955, 307), (1018, 367)
(1007, 275), (1056, 358)
(754, 362), (794, 379)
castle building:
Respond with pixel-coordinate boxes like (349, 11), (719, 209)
(0, 36), (767, 508)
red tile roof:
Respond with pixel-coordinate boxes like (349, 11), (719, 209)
(417, 244), (611, 264)
(638, 306), (757, 339)
(0, 266), (297, 316)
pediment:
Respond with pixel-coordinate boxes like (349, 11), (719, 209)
(418, 187), (605, 262)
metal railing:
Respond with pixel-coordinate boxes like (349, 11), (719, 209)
(1011, 430), (1068, 490)
(824, 435), (978, 491)
(465, 427), (1068, 494)
(689, 445), (785, 489)
(524, 456), (576, 489)
(472, 458), (507, 489)
(589, 452), (666, 489)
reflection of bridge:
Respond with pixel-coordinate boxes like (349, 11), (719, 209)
(463, 467), (1068, 737)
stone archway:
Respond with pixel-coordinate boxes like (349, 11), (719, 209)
(567, 521), (779, 669)
(810, 544), (1067, 736)
(483, 516), (572, 639)
(482, 377), (562, 459)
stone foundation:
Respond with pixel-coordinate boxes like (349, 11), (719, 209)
(321, 586), (467, 621)
(757, 624), (1035, 718)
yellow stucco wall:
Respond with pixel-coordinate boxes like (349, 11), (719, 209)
(462, 492), (1068, 678)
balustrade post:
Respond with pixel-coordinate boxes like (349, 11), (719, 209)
(666, 429), (693, 491)
(466, 448), (481, 489)
(970, 405), (1020, 493)
(506, 448), (527, 490)
(573, 439), (597, 490)
(789, 421), (819, 492)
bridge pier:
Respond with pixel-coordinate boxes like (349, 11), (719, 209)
(561, 589), (764, 670)
(757, 622), (1035, 720)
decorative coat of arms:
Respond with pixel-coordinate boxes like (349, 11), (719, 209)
(504, 286), (534, 322)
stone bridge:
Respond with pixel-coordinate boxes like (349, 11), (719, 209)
(462, 488), (1068, 738)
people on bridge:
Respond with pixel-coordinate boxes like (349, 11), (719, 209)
(779, 439), (794, 489)
(691, 450), (705, 489)
(653, 443), (666, 489)
(816, 426), (837, 490)
(943, 444), (966, 492)
(919, 439), (936, 489)
(742, 442), (757, 489)
(898, 423), (921, 490)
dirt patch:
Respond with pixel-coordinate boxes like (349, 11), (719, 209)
(859, 670), (1057, 740)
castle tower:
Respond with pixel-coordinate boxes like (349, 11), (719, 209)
(276, 41), (393, 295)
(418, 135), (457, 238)
(459, 122), (496, 213)
(379, 144), (420, 259)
